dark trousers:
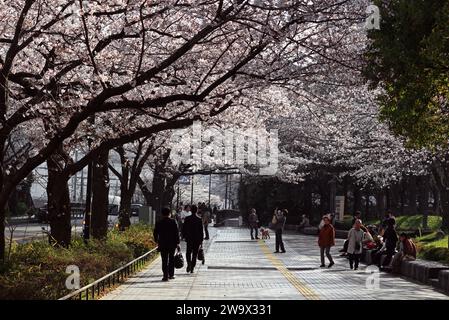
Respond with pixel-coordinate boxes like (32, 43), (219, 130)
(204, 224), (209, 239)
(250, 226), (258, 239)
(349, 253), (361, 269)
(320, 246), (334, 265)
(186, 242), (201, 269)
(275, 229), (285, 252)
(160, 248), (176, 278)
(380, 247), (396, 267)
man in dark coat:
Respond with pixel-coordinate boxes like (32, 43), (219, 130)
(248, 208), (259, 240)
(153, 207), (180, 281)
(182, 205), (203, 273)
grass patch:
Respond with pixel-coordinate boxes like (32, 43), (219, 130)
(0, 223), (156, 300)
(343, 215), (442, 231)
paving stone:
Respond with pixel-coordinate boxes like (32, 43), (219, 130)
(102, 227), (449, 300)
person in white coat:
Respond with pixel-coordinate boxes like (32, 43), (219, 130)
(346, 219), (364, 270)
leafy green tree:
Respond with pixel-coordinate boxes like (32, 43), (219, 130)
(364, 0), (449, 149)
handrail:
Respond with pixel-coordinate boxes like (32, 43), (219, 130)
(59, 247), (158, 300)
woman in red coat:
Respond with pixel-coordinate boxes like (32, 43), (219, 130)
(318, 216), (335, 268)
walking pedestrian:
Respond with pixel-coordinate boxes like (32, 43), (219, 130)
(180, 205), (191, 240)
(318, 216), (335, 268)
(153, 207), (180, 281)
(248, 208), (259, 240)
(202, 206), (210, 240)
(272, 208), (286, 253)
(182, 205), (204, 273)
(347, 219), (364, 270)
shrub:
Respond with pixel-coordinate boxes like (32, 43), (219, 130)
(418, 246), (449, 264)
(0, 223), (156, 300)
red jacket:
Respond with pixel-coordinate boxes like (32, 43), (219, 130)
(318, 224), (335, 247)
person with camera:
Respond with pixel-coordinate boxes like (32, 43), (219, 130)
(272, 208), (286, 253)
(346, 219), (364, 270)
(153, 207), (180, 281)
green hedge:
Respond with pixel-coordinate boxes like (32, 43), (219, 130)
(0, 224), (156, 300)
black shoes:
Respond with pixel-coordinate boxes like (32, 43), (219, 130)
(255, 237), (260, 240)
(328, 262), (334, 268)
(320, 264), (326, 268)
(274, 251), (280, 253)
(169, 276), (175, 279)
(281, 250), (286, 253)
(162, 277), (169, 281)
(186, 266), (191, 273)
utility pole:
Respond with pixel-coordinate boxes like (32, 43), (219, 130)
(208, 173), (212, 206)
(177, 180), (180, 209)
(190, 175), (194, 205)
(224, 174), (228, 209)
(83, 115), (95, 241)
(72, 150), (78, 203)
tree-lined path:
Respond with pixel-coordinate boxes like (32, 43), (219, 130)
(103, 228), (448, 300)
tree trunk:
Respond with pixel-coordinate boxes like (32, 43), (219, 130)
(365, 190), (370, 220)
(303, 179), (312, 216)
(417, 175), (430, 229)
(91, 149), (110, 239)
(0, 206), (5, 261)
(47, 156), (71, 247)
(376, 189), (386, 219)
(119, 190), (132, 230)
(353, 186), (361, 215)
(431, 160), (449, 231)
(408, 175), (417, 215)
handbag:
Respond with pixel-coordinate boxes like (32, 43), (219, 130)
(197, 246), (205, 264)
(174, 249), (184, 269)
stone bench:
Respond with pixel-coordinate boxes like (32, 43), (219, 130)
(438, 270), (449, 294)
(401, 260), (449, 284)
(361, 249), (374, 265)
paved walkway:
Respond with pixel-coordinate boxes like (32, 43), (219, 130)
(103, 227), (449, 300)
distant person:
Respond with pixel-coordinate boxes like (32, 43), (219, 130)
(380, 210), (395, 235)
(392, 232), (416, 273)
(272, 208), (286, 253)
(153, 207), (180, 281)
(248, 208), (259, 240)
(202, 207), (211, 240)
(298, 214), (310, 231)
(380, 218), (398, 268)
(318, 216), (335, 268)
(347, 219), (364, 270)
(351, 211), (362, 226)
(182, 205), (204, 273)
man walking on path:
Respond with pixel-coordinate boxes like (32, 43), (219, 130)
(183, 205), (204, 273)
(248, 208), (259, 240)
(202, 207), (210, 240)
(180, 205), (191, 240)
(318, 216), (335, 268)
(153, 207), (180, 281)
(272, 208), (286, 253)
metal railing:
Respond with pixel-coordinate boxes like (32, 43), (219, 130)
(59, 248), (158, 300)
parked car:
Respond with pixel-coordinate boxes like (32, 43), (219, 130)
(36, 204), (49, 223)
(131, 204), (143, 216)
